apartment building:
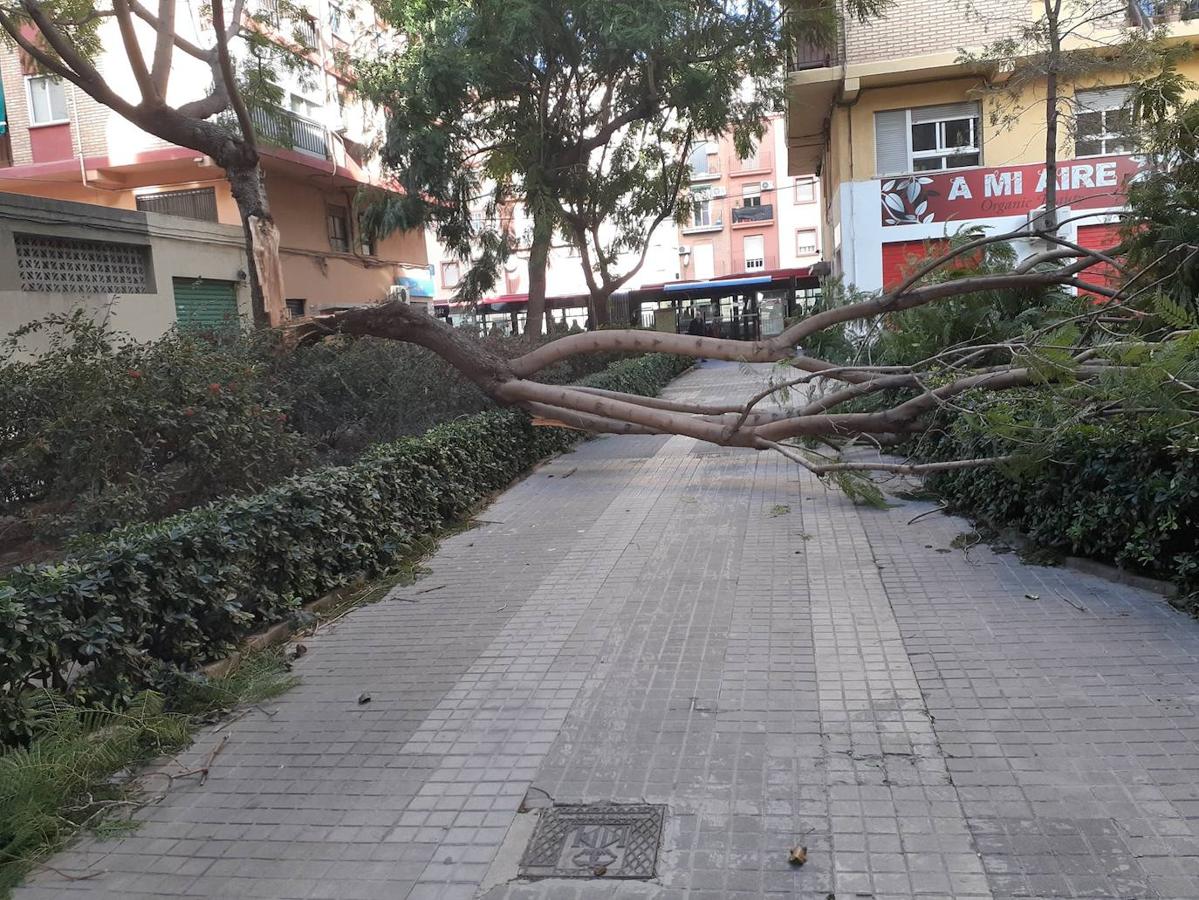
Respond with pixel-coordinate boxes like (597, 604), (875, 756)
(679, 114), (822, 283)
(785, 0), (1199, 292)
(0, 0), (427, 337)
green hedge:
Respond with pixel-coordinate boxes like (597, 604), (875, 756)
(924, 419), (1199, 609)
(0, 353), (691, 744)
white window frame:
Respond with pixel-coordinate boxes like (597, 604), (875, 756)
(741, 182), (762, 208)
(25, 75), (69, 126)
(743, 234), (766, 271)
(908, 111), (980, 172)
(689, 140), (719, 179)
(876, 103), (982, 176)
(442, 261), (462, 288)
(1075, 88), (1132, 158)
(690, 186), (719, 228)
(796, 229), (818, 256)
(794, 178), (816, 204)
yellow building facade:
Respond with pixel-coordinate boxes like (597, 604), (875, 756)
(786, 1), (1199, 291)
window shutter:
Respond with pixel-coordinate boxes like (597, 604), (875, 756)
(1075, 87), (1130, 112)
(911, 102), (979, 123)
(874, 110), (909, 176)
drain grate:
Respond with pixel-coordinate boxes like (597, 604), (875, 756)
(518, 803), (666, 880)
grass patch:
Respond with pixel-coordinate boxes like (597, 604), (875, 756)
(0, 650), (297, 896)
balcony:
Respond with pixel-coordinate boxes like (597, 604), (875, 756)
(258, 0), (318, 48)
(249, 105), (330, 159)
(682, 216), (724, 235)
(732, 204), (774, 225)
(787, 40), (841, 72)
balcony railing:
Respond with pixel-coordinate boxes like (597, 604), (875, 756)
(787, 40), (841, 72)
(732, 204), (774, 225)
(249, 105), (330, 159)
(257, 0), (318, 47)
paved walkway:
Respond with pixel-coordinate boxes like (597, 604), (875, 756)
(20, 362), (1199, 899)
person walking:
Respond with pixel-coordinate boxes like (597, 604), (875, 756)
(686, 311), (706, 362)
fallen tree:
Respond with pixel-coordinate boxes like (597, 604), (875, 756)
(300, 217), (1195, 488)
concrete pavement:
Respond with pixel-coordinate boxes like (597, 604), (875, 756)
(20, 361), (1199, 899)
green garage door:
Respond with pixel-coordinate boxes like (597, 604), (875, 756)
(172, 278), (240, 330)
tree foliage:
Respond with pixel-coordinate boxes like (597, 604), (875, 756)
(359, 0), (879, 329)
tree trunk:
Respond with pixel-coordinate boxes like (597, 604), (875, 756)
(524, 205), (552, 336)
(1042, 0), (1061, 229)
(589, 288), (612, 328)
(226, 159), (283, 326)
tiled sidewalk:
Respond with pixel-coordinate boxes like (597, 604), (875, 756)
(18, 362), (1199, 899)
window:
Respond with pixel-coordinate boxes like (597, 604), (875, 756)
(326, 205), (350, 252)
(875, 102), (981, 176)
(794, 178), (816, 203)
(288, 93), (322, 120)
(285, 298), (307, 319)
(796, 229), (818, 256)
(327, 0), (345, 34)
(739, 142), (761, 170)
(689, 141), (718, 177)
(692, 243), (715, 280)
(26, 75), (67, 125)
(442, 261), (461, 287)
(136, 187), (219, 222)
(690, 186), (720, 228)
(744, 234), (765, 271)
(1075, 88), (1132, 157)
(742, 183), (762, 208)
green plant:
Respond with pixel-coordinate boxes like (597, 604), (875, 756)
(0, 691), (191, 894)
(0, 317), (635, 562)
(0, 648), (298, 895)
(0, 352), (691, 745)
(921, 402), (1199, 608)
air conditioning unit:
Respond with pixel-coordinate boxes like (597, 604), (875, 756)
(1026, 205), (1070, 232)
(711, 186), (727, 198)
(1025, 205), (1071, 248)
(387, 284), (412, 303)
(761, 180), (774, 190)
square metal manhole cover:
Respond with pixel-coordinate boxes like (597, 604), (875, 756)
(518, 803), (666, 879)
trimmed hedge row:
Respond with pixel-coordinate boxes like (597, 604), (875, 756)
(923, 420), (1199, 610)
(0, 353), (691, 744)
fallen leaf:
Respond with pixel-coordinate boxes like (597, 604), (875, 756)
(789, 846), (808, 866)
(1024, 593), (1040, 601)
(357, 692), (372, 705)
(593, 865), (607, 877)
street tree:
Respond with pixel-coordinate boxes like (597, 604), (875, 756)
(0, 0), (322, 321)
(958, 0), (1174, 223)
(359, 0), (877, 334)
(306, 51), (1199, 490)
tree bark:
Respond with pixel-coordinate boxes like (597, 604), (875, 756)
(226, 159), (280, 326)
(1042, 0), (1062, 228)
(524, 206), (552, 336)
(588, 288), (612, 328)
